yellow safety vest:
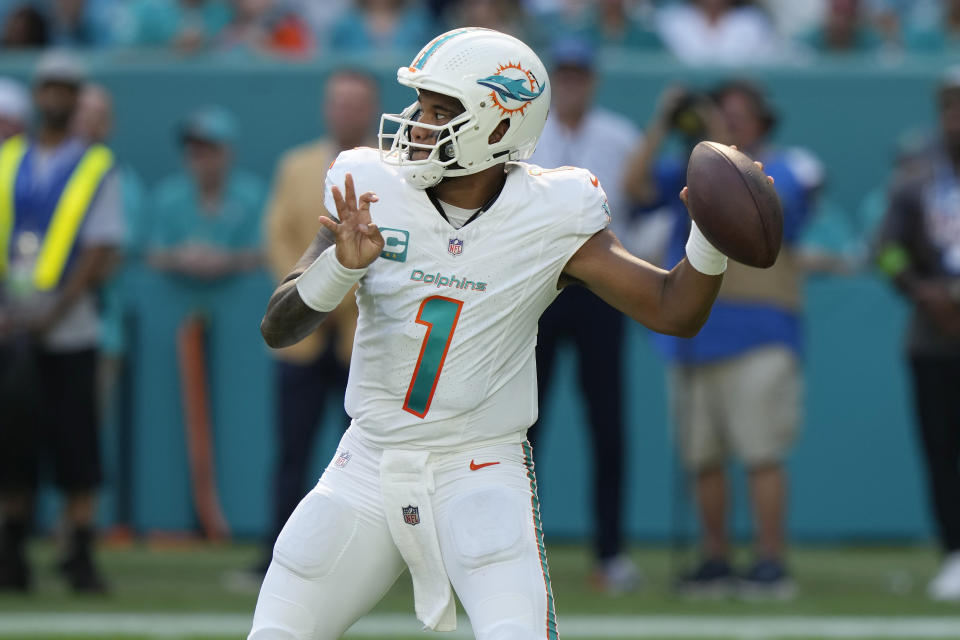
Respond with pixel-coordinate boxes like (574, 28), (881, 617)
(0, 135), (114, 291)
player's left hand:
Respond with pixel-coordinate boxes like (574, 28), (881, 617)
(320, 173), (385, 269)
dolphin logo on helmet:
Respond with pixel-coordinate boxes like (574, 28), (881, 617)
(477, 61), (547, 117)
(477, 73), (546, 103)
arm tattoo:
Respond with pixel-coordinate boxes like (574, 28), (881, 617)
(260, 226), (338, 348)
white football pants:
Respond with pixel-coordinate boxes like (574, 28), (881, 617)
(248, 428), (559, 640)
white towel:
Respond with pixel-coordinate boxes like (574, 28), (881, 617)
(379, 449), (457, 632)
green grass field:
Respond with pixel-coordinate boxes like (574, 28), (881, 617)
(1, 542), (959, 639)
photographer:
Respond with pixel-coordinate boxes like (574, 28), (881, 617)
(624, 81), (817, 599)
(624, 86), (726, 209)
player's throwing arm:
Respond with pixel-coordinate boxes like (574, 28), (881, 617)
(259, 173), (380, 348)
(561, 144), (778, 337)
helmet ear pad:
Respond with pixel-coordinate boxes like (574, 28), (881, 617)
(434, 115), (510, 167)
(488, 118), (511, 145)
(445, 119), (510, 169)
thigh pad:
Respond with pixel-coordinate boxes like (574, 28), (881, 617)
(273, 487), (358, 580)
(447, 487), (527, 570)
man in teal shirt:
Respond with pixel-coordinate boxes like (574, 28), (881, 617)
(147, 105), (264, 277)
(144, 105), (265, 541)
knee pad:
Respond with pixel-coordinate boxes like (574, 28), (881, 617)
(248, 580), (317, 640)
(273, 487), (358, 579)
(477, 622), (539, 640)
(447, 487), (527, 570)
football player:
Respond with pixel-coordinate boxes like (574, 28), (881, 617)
(250, 27), (764, 640)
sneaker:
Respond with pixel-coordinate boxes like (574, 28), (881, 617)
(0, 520), (30, 592)
(0, 548), (29, 592)
(590, 554), (641, 595)
(675, 558), (736, 599)
(58, 550), (108, 594)
(928, 552), (960, 601)
(738, 558), (797, 601)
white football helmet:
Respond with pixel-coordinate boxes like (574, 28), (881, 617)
(379, 27), (551, 189)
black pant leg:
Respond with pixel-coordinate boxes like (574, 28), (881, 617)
(910, 355), (960, 553)
(43, 349), (101, 492)
(529, 294), (567, 450)
(571, 289), (626, 561)
(317, 348), (350, 433)
(0, 344), (41, 493)
(268, 358), (328, 546)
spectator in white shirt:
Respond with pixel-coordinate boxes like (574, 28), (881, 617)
(526, 36), (643, 596)
(655, 0), (782, 65)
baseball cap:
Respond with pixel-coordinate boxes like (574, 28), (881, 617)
(550, 36), (596, 71)
(33, 50), (87, 86)
(179, 105), (238, 146)
(0, 77), (30, 124)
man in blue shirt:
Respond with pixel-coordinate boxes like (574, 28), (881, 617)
(626, 79), (816, 599)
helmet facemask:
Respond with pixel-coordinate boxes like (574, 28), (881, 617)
(379, 100), (478, 189)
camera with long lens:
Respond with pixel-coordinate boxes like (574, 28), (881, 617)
(668, 90), (714, 140)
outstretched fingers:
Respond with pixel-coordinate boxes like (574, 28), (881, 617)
(344, 173), (357, 210)
(356, 191), (379, 221)
(330, 185), (348, 220)
(332, 174), (378, 221)
(318, 215), (339, 234)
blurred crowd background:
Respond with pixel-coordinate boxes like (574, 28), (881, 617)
(1, 0), (960, 603)
(5, 0), (960, 61)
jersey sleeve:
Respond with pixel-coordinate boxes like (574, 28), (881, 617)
(547, 168), (612, 280)
(578, 171), (613, 237)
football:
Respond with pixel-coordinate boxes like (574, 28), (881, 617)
(685, 141), (783, 268)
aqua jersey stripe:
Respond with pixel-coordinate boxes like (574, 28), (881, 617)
(412, 29), (470, 70)
(523, 441), (558, 639)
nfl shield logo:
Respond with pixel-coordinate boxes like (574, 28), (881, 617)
(402, 505), (420, 526)
(334, 450), (351, 468)
(448, 238), (463, 256)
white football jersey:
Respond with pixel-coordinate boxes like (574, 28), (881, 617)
(323, 148), (610, 451)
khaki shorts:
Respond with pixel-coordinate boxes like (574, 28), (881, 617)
(670, 346), (801, 471)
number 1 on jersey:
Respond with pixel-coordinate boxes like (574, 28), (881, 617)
(403, 296), (464, 418)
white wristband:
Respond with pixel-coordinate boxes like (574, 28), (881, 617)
(685, 220), (728, 275)
(296, 246), (367, 312)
